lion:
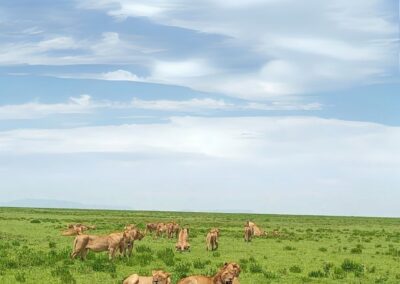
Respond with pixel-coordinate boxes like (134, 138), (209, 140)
(146, 223), (158, 235)
(156, 223), (168, 238)
(62, 223), (95, 236)
(175, 228), (190, 252)
(166, 222), (180, 239)
(244, 226), (253, 242)
(124, 224), (137, 230)
(206, 229), (219, 251)
(120, 229), (145, 257)
(245, 221), (265, 237)
(123, 270), (171, 284)
(178, 262), (240, 284)
(70, 229), (135, 260)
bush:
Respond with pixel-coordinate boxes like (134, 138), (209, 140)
(30, 219), (41, 224)
(289, 265), (302, 273)
(135, 252), (153, 266)
(333, 267), (346, 279)
(318, 247), (327, 252)
(90, 258), (116, 273)
(283, 245), (296, 251)
(193, 259), (210, 269)
(51, 266), (76, 284)
(341, 259), (364, 275)
(157, 248), (175, 266)
(136, 245), (153, 254)
(308, 270), (326, 278)
(323, 262), (334, 274)
(174, 262), (191, 279)
(14, 272), (26, 283)
(263, 270), (278, 279)
(249, 262), (263, 273)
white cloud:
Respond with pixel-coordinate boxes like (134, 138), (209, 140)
(100, 69), (143, 81)
(1, 116), (399, 161)
(0, 94), (321, 120)
(0, 95), (93, 120)
(1, 116), (399, 215)
(77, 0), (398, 99)
(131, 98), (232, 111)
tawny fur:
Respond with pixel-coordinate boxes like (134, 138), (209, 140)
(123, 270), (171, 284)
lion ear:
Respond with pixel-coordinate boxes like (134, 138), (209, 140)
(224, 262), (228, 267)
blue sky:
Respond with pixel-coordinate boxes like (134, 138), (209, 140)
(0, 0), (399, 216)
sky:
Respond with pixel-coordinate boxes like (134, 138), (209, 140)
(0, 0), (399, 216)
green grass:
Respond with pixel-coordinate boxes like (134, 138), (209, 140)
(0, 207), (400, 283)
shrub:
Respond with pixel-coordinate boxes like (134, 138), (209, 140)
(90, 258), (116, 273)
(249, 262), (263, 273)
(333, 267), (346, 279)
(135, 252), (153, 266)
(318, 247), (327, 252)
(341, 259), (364, 275)
(263, 270), (278, 279)
(136, 245), (153, 254)
(157, 248), (175, 266)
(308, 270), (326, 278)
(51, 266), (76, 284)
(283, 245), (296, 251)
(14, 272), (26, 283)
(289, 265), (302, 273)
(323, 262), (334, 274)
(174, 262), (191, 279)
(351, 247), (362, 254)
(193, 259), (210, 269)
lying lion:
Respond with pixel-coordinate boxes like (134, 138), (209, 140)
(62, 223), (95, 236)
(123, 270), (171, 284)
(71, 228), (136, 260)
(178, 262), (240, 284)
(175, 228), (190, 252)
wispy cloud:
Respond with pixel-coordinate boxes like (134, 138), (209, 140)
(0, 95), (92, 119)
(0, 94), (321, 120)
(75, 0), (397, 98)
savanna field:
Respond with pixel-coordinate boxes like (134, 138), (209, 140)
(0, 207), (400, 283)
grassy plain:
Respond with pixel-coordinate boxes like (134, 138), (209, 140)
(0, 207), (399, 283)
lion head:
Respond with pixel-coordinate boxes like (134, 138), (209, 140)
(152, 270), (171, 284)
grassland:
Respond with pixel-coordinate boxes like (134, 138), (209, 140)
(0, 207), (399, 283)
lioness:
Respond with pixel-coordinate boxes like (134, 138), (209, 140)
(121, 229), (145, 257)
(71, 229), (135, 260)
(175, 228), (190, 252)
(123, 270), (171, 284)
(146, 223), (158, 235)
(178, 262), (240, 284)
(206, 229), (219, 251)
(167, 222), (180, 239)
(245, 221), (264, 237)
(244, 226), (253, 242)
(62, 223), (95, 236)
(156, 223), (168, 238)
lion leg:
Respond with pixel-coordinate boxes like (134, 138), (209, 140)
(109, 246), (117, 260)
(81, 248), (89, 260)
